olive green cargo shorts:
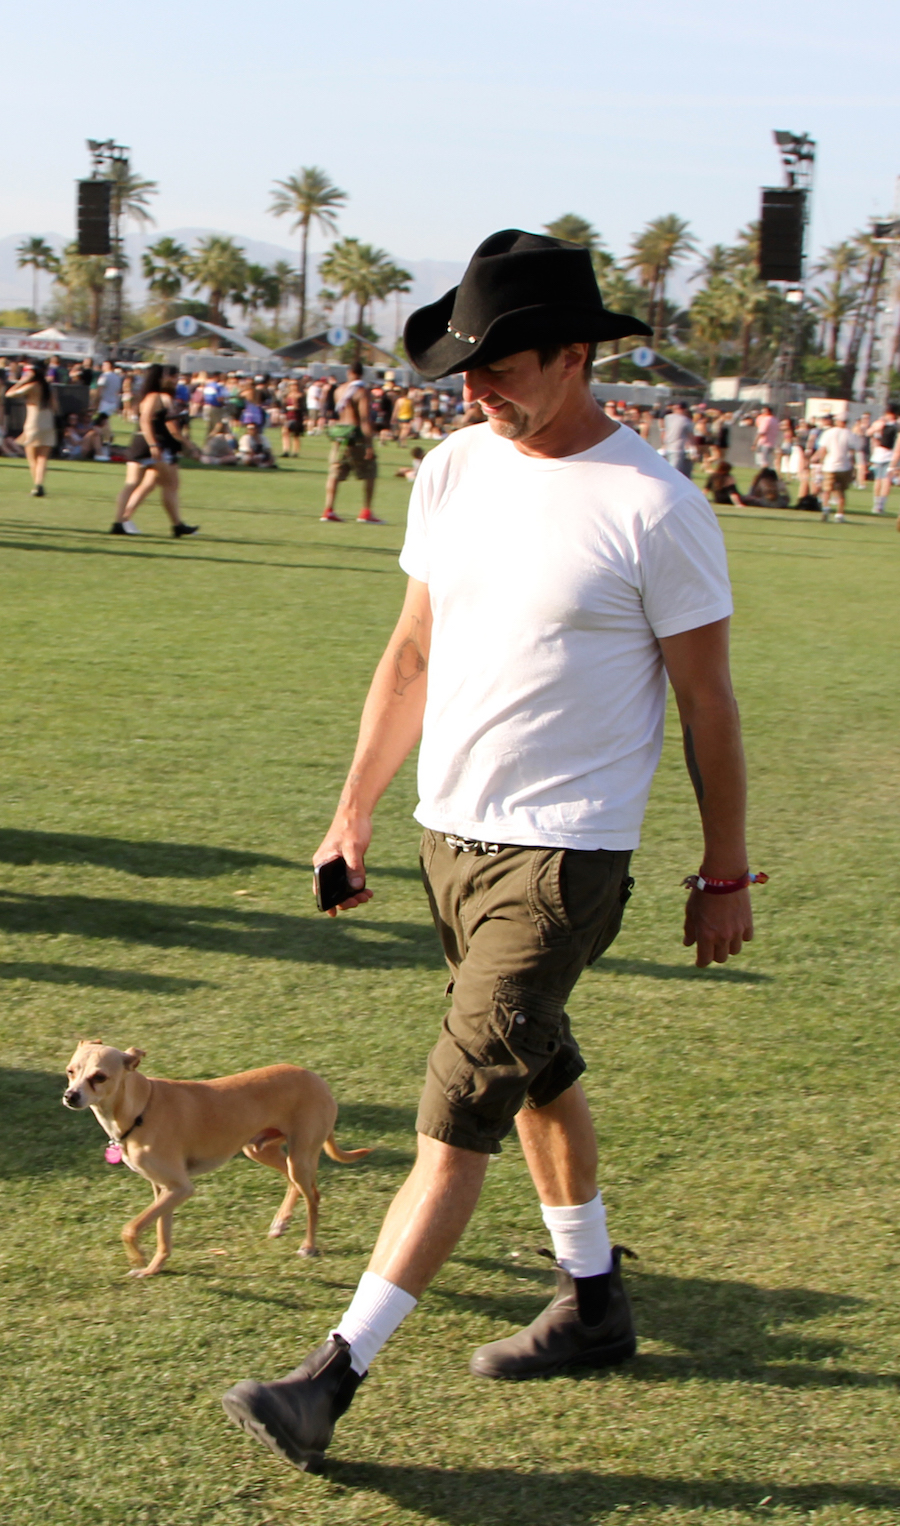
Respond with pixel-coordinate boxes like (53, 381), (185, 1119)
(416, 829), (634, 1154)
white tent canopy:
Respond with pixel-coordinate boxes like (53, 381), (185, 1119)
(123, 317), (275, 360)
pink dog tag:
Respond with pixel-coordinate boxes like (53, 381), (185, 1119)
(105, 1142), (123, 1164)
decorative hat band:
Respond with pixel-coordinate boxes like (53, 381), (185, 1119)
(447, 323), (479, 344)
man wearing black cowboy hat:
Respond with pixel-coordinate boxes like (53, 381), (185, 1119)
(224, 231), (758, 1471)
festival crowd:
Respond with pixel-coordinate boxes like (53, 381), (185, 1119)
(2, 355), (899, 527)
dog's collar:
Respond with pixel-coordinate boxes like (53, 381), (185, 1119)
(113, 1082), (152, 1144)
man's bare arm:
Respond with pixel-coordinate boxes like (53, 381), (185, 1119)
(659, 618), (753, 968)
(313, 577), (432, 914)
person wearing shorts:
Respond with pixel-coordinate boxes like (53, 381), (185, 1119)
(321, 360), (380, 523)
(812, 414), (854, 521)
(868, 408), (898, 516)
(223, 231), (758, 1470)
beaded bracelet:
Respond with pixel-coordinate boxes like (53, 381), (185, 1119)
(682, 871), (769, 895)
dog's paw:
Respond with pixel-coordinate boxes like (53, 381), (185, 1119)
(297, 1245), (321, 1258)
(267, 1220), (289, 1239)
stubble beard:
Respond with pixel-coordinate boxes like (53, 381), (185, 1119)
(483, 403), (531, 441)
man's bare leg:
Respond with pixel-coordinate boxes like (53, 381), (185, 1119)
(367, 1134), (489, 1297)
(514, 1081), (598, 1206)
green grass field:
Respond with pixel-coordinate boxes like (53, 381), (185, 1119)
(1, 432), (898, 1526)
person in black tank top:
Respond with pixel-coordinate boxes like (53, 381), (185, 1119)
(111, 364), (200, 537)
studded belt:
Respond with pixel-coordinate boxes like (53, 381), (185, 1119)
(443, 833), (503, 856)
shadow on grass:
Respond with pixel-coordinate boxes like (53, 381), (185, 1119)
(328, 1461), (900, 1522)
(0, 828), (297, 878)
(0, 1068), (95, 1178)
(595, 955), (771, 984)
(0, 889), (443, 970)
(0, 961), (213, 993)
(447, 1256), (889, 1392)
(330, 1100), (417, 1169)
(0, 533), (399, 576)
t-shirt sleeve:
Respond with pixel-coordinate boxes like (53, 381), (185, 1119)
(638, 491), (734, 638)
(398, 456), (432, 583)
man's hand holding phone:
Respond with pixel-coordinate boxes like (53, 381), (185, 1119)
(313, 812), (374, 917)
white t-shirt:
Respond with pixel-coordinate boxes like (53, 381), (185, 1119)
(818, 426), (854, 473)
(399, 422), (733, 851)
(97, 372), (122, 413)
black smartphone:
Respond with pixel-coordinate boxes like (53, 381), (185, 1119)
(314, 856), (362, 912)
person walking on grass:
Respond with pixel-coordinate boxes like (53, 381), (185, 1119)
(867, 407), (898, 517)
(111, 365), (199, 538)
(811, 413), (854, 522)
(5, 359), (55, 496)
(223, 229), (763, 1474)
(320, 360), (381, 523)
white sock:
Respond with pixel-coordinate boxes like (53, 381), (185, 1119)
(332, 1271), (417, 1376)
(540, 1193), (612, 1279)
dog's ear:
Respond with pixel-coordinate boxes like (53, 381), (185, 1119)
(122, 1047), (146, 1070)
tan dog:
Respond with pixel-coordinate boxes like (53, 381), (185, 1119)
(62, 1040), (370, 1277)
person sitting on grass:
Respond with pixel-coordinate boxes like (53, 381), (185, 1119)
(395, 446), (425, 481)
(237, 421), (276, 468)
(202, 420), (240, 466)
(704, 460), (745, 507)
(744, 466), (790, 509)
(62, 412), (104, 461)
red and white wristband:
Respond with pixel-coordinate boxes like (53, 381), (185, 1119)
(682, 870), (769, 895)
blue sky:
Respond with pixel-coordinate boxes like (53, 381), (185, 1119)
(4, 0), (897, 270)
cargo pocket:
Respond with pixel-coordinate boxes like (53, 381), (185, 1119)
(443, 978), (566, 1126)
(526, 850), (571, 948)
(586, 874), (635, 965)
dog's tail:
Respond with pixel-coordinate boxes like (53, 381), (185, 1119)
(323, 1133), (372, 1164)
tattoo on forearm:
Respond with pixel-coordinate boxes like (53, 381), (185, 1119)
(684, 725), (704, 805)
(393, 617), (427, 697)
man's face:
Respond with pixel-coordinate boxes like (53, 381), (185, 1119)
(462, 348), (580, 443)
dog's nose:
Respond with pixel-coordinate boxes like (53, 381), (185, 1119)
(63, 1089), (81, 1108)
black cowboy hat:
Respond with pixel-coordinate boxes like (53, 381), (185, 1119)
(404, 228), (651, 381)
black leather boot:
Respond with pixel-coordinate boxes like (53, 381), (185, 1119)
(469, 1245), (637, 1380)
(222, 1333), (364, 1472)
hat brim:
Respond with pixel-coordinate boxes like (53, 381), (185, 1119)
(405, 288), (652, 381)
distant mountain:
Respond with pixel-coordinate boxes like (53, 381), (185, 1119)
(0, 228), (464, 336)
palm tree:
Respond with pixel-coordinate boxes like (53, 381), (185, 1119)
(269, 167), (347, 338)
(236, 263), (281, 330)
(106, 162), (158, 230)
(267, 260), (298, 341)
(690, 277), (741, 377)
(543, 214), (600, 249)
(840, 230), (886, 393)
(53, 243), (110, 333)
(627, 214), (698, 347)
(318, 240), (411, 358)
(141, 237), (189, 311)
(187, 237), (249, 327)
(810, 241), (862, 361)
(16, 236), (58, 319)
(692, 243), (733, 284)
(731, 222), (761, 269)
(730, 263), (772, 374)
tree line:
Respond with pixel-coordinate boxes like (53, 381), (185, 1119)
(11, 169), (895, 394)
(544, 211), (896, 396)
(14, 164), (411, 353)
